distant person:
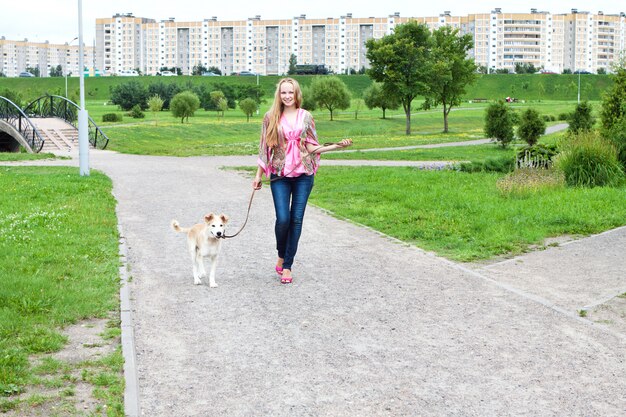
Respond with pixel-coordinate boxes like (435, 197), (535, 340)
(252, 78), (352, 284)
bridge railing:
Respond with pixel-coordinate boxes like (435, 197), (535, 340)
(24, 95), (109, 150)
(0, 96), (45, 152)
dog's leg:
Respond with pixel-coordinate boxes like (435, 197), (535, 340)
(207, 255), (218, 288)
(191, 246), (202, 285)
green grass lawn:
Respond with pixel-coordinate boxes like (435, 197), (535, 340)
(310, 166), (626, 261)
(94, 99), (588, 156)
(0, 166), (122, 415)
(0, 152), (58, 162)
(324, 143), (515, 162)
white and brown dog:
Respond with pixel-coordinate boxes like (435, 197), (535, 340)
(171, 213), (229, 287)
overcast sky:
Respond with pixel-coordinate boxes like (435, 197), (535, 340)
(2, 1), (624, 45)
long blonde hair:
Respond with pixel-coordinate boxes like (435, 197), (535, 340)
(265, 78), (303, 148)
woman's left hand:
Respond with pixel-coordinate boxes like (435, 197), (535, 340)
(337, 138), (353, 148)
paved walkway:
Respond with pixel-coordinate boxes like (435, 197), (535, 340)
(3, 147), (625, 416)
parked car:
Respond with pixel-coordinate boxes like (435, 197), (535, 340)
(160, 70), (177, 76)
(118, 69), (139, 76)
(237, 71), (256, 76)
(202, 71), (220, 76)
(18, 71), (35, 77)
(573, 70), (591, 74)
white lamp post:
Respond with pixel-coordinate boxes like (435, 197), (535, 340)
(65, 37), (78, 98)
(77, 0), (89, 176)
(577, 70), (581, 103)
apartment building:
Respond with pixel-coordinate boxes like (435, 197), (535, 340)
(4, 9), (624, 78)
(0, 37), (93, 78)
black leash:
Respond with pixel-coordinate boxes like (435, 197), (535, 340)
(221, 142), (341, 239)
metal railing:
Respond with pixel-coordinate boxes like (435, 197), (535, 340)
(24, 95), (109, 150)
(0, 96), (45, 152)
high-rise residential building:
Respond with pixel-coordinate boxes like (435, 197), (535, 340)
(3, 9), (624, 77)
(93, 9), (625, 76)
(0, 37), (93, 78)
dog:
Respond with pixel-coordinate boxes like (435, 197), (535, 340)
(171, 213), (229, 287)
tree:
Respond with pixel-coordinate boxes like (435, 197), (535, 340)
(428, 25), (477, 133)
(601, 58), (626, 167)
(301, 86), (317, 111)
(310, 76), (351, 121)
(288, 54), (297, 75)
(600, 61), (626, 132)
(485, 101), (515, 148)
(49, 65), (63, 77)
(239, 98), (258, 122)
(353, 99), (364, 120)
(110, 81), (149, 111)
(170, 91), (200, 123)
(517, 108), (546, 146)
(25, 66), (40, 77)
(192, 62), (208, 76)
(148, 81), (181, 110)
(236, 84), (264, 105)
(367, 21), (431, 135)
(209, 91), (226, 116)
(147, 94), (164, 125)
(362, 82), (400, 119)
(217, 98), (228, 121)
(568, 101), (595, 134)
(207, 66), (221, 75)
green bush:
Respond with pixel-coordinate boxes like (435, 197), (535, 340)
(128, 104), (145, 119)
(517, 108), (546, 146)
(515, 144), (559, 169)
(484, 101), (515, 148)
(603, 116), (626, 169)
(110, 81), (148, 111)
(555, 131), (625, 187)
(457, 156), (515, 173)
(102, 113), (123, 122)
(568, 101), (595, 134)
(558, 112), (569, 121)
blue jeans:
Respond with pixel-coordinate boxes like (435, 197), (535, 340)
(270, 173), (314, 270)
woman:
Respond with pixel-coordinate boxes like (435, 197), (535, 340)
(253, 78), (352, 284)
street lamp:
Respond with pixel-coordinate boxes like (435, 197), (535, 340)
(577, 70), (581, 103)
(65, 37), (78, 98)
(77, 0), (89, 176)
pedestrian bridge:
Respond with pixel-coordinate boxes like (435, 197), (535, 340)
(0, 95), (109, 153)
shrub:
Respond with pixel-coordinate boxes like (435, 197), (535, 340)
(0, 88), (24, 108)
(457, 156), (515, 173)
(602, 116), (626, 169)
(497, 168), (566, 197)
(515, 144), (558, 169)
(110, 81), (149, 111)
(238, 97), (258, 122)
(128, 104), (145, 119)
(517, 108), (546, 146)
(558, 112), (570, 121)
(484, 101), (515, 148)
(170, 90), (200, 123)
(148, 81), (181, 110)
(568, 101), (595, 134)
(102, 113), (122, 122)
(555, 131), (625, 187)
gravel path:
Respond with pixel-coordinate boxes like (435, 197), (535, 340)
(3, 144), (624, 416)
(83, 150), (624, 417)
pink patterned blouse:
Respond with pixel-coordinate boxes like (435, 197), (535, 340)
(257, 108), (321, 177)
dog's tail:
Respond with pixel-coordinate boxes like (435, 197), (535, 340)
(171, 220), (190, 233)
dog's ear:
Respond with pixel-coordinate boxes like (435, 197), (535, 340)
(220, 214), (229, 223)
(204, 213), (215, 223)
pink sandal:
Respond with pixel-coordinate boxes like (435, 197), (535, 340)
(275, 265), (283, 275)
(280, 275), (292, 284)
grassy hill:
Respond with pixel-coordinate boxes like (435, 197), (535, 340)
(0, 73), (613, 104)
